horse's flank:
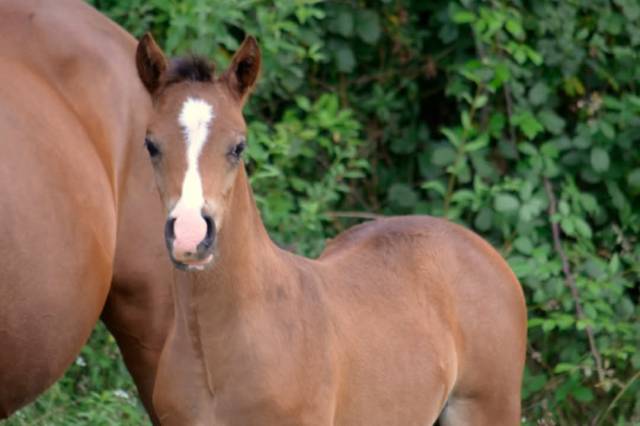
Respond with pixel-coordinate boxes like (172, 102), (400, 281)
(0, 0), (173, 421)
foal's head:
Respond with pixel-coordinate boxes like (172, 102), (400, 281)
(136, 34), (260, 270)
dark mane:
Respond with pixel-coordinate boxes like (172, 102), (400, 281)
(164, 56), (214, 86)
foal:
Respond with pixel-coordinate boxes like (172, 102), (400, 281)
(136, 34), (527, 425)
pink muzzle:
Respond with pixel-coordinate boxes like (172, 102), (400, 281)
(166, 208), (216, 265)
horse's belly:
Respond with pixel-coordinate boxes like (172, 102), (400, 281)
(334, 337), (454, 426)
(0, 65), (116, 416)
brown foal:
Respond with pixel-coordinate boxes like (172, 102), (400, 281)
(0, 1), (172, 421)
(137, 34), (527, 425)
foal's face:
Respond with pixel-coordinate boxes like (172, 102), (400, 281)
(136, 34), (260, 270)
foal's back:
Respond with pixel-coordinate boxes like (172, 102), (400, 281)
(316, 216), (527, 425)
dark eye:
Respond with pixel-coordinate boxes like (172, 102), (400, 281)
(229, 141), (246, 160)
(144, 137), (161, 158)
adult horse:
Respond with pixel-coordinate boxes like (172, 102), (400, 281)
(136, 33), (528, 426)
(0, 0), (173, 421)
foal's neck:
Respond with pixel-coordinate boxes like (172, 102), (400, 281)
(172, 166), (312, 397)
(176, 166), (289, 305)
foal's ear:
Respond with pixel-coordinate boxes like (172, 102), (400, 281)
(223, 36), (261, 102)
(136, 33), (168, 94)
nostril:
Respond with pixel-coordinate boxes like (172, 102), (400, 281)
(203, 215), (215, 240)
(165, 217), (176, 242)
(199, 215), (216, 251)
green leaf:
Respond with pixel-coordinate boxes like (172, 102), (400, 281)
(554, 363), (576, 373)
(529, 82), (550, 106)
(431, 146), (457, 166)
(355, 10), (381, 44)
(542, 320), (556, 332)
(331, 8), (354, 37)
(335, 45), (356, 73)
(490, 62), (510, 89)
(505, 18), (524, 39)
(573, 387), (594, 403)
(441, 127), (462, 147)
(527, 47), (544, 65)
(584, 303), (597, 319)
(494, 194), (520, 213)
(514, 236), (534, 254)
(473, 94), (488, 109)
(609, 254), (620, 274)
(451, 10), (476, 24)
(621, 0), (640, 20)
(421, 180), (446, 196)
(488, 113), (506, 136)
(540, 141), (560, 158)
(574, 217), (592, 239)
(464, 134), (489, 152)
(626, 168), (640, 189)
(387, 184), (418, 209)
(590, 147), (610, 173)
(560, 217), (575, 236)
(513, 111), (544, 140)
(474, 207), (493, 231)
(523, 372), (547, 395)
(599, 120), (616, 140)
(538, 110), (565, 135)
(295, 96), (311, 111)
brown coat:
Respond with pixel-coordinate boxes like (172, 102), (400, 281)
(0, 1), (172, 421)
(154, 170), (527, 425)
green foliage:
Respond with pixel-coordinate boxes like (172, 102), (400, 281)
(9, 0), (639, 424)
(248, 93), (367, 255)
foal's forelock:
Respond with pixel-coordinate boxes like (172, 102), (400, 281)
(170, 97), (214, 216)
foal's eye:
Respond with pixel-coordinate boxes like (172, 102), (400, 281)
(229, 141), (246, 160)
(144, 137), (161, 158)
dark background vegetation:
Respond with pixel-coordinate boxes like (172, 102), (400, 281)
(3, 0), (639, 424)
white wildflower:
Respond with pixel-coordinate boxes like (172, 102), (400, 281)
(113, 389), (130, 400)
(75, 356), (86, 367)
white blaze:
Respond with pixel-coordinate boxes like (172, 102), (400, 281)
(171, 97), (214, 216)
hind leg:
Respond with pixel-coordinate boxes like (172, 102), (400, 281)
(438, 391), (521, 426)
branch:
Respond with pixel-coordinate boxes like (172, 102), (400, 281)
(503, 83), (519, 158)
(326, 211), (384, 220)
(595, 369), (640, 426)
(543, 178), (605, 385)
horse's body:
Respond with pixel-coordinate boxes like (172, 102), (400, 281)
(154, 171), (527, 426)
(0, 0), (172, 420)
(136, 35), (528, 425)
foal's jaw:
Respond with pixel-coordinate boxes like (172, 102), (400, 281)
(171, 253), (215, 272)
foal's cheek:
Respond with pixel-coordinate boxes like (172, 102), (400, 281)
(148, 168), (172, 210)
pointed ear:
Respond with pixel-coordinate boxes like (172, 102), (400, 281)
(223, 36), (261, 102)
(136, 33), (168, 94)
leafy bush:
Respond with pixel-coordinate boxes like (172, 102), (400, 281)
(7, 0), (639, 424)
